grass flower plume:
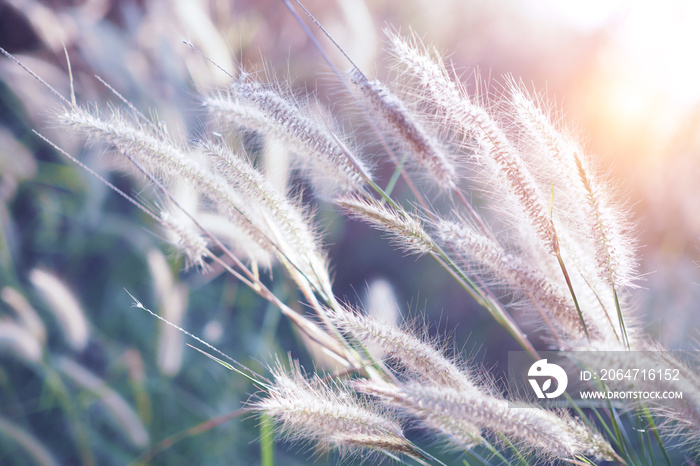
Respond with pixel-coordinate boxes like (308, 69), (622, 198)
(252, 360), (414, 458)
(1, 3), (697, 464)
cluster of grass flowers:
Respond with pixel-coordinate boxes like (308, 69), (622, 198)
(2, 2), (700, 465)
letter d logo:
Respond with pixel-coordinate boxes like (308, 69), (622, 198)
(528, 359), (568, 399)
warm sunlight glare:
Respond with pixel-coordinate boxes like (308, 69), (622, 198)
(546, 0), (700, 109)
(538, 0), (700, 159)
(614, 1), (700, 107)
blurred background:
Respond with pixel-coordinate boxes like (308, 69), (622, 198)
(0, 0), (698, 464)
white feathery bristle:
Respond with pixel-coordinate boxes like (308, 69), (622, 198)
(252, 359), (412, 456)
(337, 195), (435, 256)
(358, 379), (613, 461)
(204, 142), (333, 297)
(204, 77), (368, 195)
(349, 69), (457, 190)
(389, 32), (557, 254)
(437, 219), (591, 341)
(329, 306), (477, 390)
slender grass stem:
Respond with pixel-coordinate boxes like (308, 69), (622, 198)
(260, 413), (275, 466)
(497, 433), (529, 466)
(613, 288), (630, 349)
(555, 250), (589, 339)
(641, 406), (672, 466)
(125, 289), (271, 388)
(383, 152), (410, 200)
(431, 250), (538, 358)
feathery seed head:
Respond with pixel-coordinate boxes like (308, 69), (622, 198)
(59, 108), (241, 219)
(204, 76), (369, 195)
(572, 152), (638, 290)
(328, 306), (478, 390)
(508, 82), (638, 291)
(390, 32), (558, 254)
(58, 107), (191, 180)
(358, 380), (613, 461)
(203, 141), (333, 296)
(159, 210), (209, 268)
(387, 31), (465, 115)
(349, 69), (457, 190)
(59, 107), (287, 269)
(337, 195), (435, 256)
(252, 359), (413, 457)
(355, 379), (483, 450)
(437, 220), (593, 342)
(462, 104), (558, 254)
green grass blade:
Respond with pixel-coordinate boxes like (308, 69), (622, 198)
(260, 413), (275, 466)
